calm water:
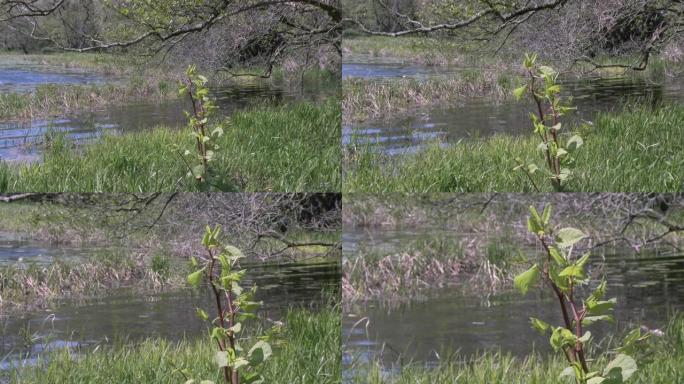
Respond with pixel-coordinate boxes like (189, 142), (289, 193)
(0, 65), (337, 161)
(0, 64), (111, 93)
(343, 62), (684, 155)
(0, 236), (340, 369)
(343, 62), (464, 79)
(343, 229), (684, 369)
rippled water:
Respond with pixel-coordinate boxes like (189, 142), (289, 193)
(0, 64), (111, 93)
(0, 236), (340, 369)
(343, 229), (684, 368)
(0, 64), (337, 161)
(343, 62), (684, 155)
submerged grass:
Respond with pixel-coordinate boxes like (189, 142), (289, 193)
(343, 72), (515, 123)
(0, 100), (341, 192)
(343, 233), (525, 304)
(0, 78), (178, 120)
(0, 52), (148, 75)
(350, 314), (684, 383)
(7, 307), (340, 384)
(0, 250), (180, 309)
(344, 104), (684, 192)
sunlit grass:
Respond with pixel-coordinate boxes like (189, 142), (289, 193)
(6, 307), (340, 384)
(350, 314), (684, 383)
(343, 104), (684, 192)
(0, 100), (341, 192)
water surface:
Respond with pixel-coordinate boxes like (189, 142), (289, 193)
(343, 62), (684, 155)
(0, 237), (340, 369)
(343, 229), (684, 369)
(0, 64), (337, 161)
(0, 64), (111, 93)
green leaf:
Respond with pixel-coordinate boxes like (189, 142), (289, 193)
(233, 357), (249, 370)
(248, 341), (272, 365)
(514, 264), (540, 295)
(232, 281), (243, 296)
(558, 168), (572, 182)
(547, 84), (561, 94)
(224, 245), (245, 260)
(559, 264), (584, 279)
(587, 298), (616, 316)
(530, 317), (551, 335)
(527, 164), (539, 174)
(578, 331), (592, 344)
(550, 327), (576, 351)
(576, 252), (591, 268)
(211, 327), (227, 341)
(589, 280), (608, 302)
(514, 84), (527, 100)
(187, 269), (204, 288)
(582, 315), (614, 326)
(229, 322), (242, 334)
(586, 378), (605, 384)
(215, 351), (229, 368)
(567, 135), (584, 152)
(541, 205), (552, 226)
(604, 354), (637, 381)
(527, 206), (544, 235)
(539, 65), (556, 77)
(555, 227), (587, 248)
(548, 246), (566, 266)
(196, 308), (209, 321)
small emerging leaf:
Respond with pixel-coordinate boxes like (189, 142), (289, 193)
(514, 264), (540, 295)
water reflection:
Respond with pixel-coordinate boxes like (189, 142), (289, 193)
(343, 63), (684, 155)
(0, 237), (340, 369)
(0, 66), (338, 161)
(343, 229), (684, 367)
(0, 64), (111, 93)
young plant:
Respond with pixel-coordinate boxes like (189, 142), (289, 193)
(179, 65), (223, 185)
(514, 205), (651, 384)
(184, 225), (274, 384)
(513, 54), (583, 191)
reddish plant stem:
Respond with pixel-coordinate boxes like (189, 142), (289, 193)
(539, 235), (589, 373)
(206, 248), (232, 383)
(568, 284), (589, 373)
(528, 71), (556, 179)
(185, 77), (209, 180)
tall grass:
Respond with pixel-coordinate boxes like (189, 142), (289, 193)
(343, 104), (684, 192)
(343, 74), (514, 123)
(0, 79), (177, 120)
(0, 52), (148, 75)
(0, 251), (179, 308)
(350, 315), (684, 383)
(6, 307), (341, 384)
(0, 100), (341, 192)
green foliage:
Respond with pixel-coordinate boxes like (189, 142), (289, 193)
(6, 307), (340, 384)
(513, 205), (653, 384)
(151, 253), (172, 281)
(179, 65), (223, 188)
(0, 100), (340, 192)
(185, 225), (278, 384)
(513, 54), (583, 191)
(343, 103), (683, 192)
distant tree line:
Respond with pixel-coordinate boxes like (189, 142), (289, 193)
(0, 0), (342, 74)
(344, 0), (684, 70)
